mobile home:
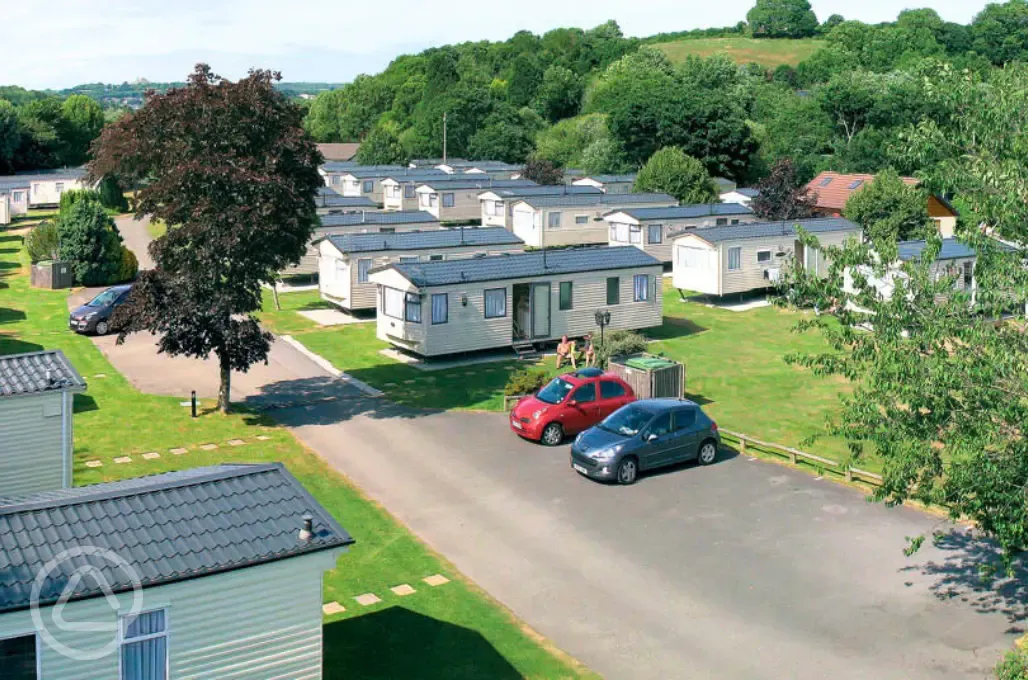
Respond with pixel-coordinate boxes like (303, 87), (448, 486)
(369, 246), (663, 357)
(511, 192), (678, 248)
(479, 185), (603, 229)
(409, 158), (520, 178)
(0, 180), (30, 225)
(318, 227), (525, 311)
(382, 172), (473, 212)
(315, 187), (378, 214)
(571, 174), (636, 194)
(416, 178), (536, 222)
(672, 217), (862, 297)
(0, 463), (353, 679)
(719, 188), (760, 206)
(319, 162), (402, 190)
(340, 167), (447, 203)
(606, 203), (757, 264)
(6, 168), (88, 208)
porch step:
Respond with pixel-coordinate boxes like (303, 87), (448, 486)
(512, 342), (539, 361)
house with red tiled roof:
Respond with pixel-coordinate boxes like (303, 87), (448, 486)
(316, 142), (361, 162)
(805, 172), (958, 238)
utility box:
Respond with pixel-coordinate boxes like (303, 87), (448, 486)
(30, 261), (73, 290)
(607, 353), (685, 399)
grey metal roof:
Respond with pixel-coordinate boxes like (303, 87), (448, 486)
(382, 171), (457, 184)
(0, 350), (86, 398)
(383, 246), (661, 287)
(460, 161), (520, 170)
(611, 203), (753, 221)
(321, 163), (401, 174)
(516, 192), (677, 209)
(343, 167), (447, 179)
(419, 179), (536, 191)
(734, 188), (760, 198)
(676, 217), (861, 244)
(409, 158), (470, 167)
(897, 238), (1010, 261)
(579, 174), (636, 183)
(316, 193), (377, 209)
(318, 210), (438, 228)
(10, 167), (86, 182)
(478, 185), (603, 199)
(0, 179), (30, 192)
(321, 227), (523, 254)
(0, 464), (354, 614)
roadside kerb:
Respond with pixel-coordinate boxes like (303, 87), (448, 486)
(280, 335), (383, 397)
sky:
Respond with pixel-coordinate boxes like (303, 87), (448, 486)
(0, 0), (993, 90)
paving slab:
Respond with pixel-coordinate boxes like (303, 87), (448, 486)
(298, 308), (371, 326)
(390, 584), (416, 596)
(322, 601), (346, 615)
(255, 435), (271, 441)
(423, 574), (450, 587)
(113, 456), (132, 464)
(141, 452), (161, 460)
(84, 460), (103, 468)
(200, 444), (218, 451)
(227, 439), (246, 446)
(169, 448), (188, 455)
(354, 593), (381, 607)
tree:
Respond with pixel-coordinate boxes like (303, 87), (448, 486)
(842, 169), (933, 245)
(521, 157), (564, 185)
(633, 147), (718, 203)
(97, 175), (130, 212)
(750, 158), (817, 220)
(60, 94), (104, 165)
(55, 200), (125, 286)
(747, 0), (819, 39)
(508, 53), (543, 108)
(0, 101), (19, 174)
(356, 123), (406, 165)
(971, 0), (1028, 65)
(15, 99), (68, 169)
(24, 221), (60, 263)
(819, 13), (845, 34)
(89, 65), (322, 412)
(467, 111), (534, 163)
(533, 65), (584, 123)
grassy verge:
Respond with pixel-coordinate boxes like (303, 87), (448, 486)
(146, 218), (167, 239)
(0, 230), (595, 680)
(653, 37), (825, 67)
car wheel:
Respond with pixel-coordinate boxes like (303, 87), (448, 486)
(698, 439), (718, 466)
(616, 457), (638, 485)
(540, 423), (564, 446)
(94, 320), (110, 336)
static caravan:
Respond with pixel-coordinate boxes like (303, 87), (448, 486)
(0, 180), (30, 225)
(315, 187), (379, 214)
(14, 168), (87, 208)
(457, 161), (522, 179)
(606, 204), (757, 264)
(479, 185), (603, 229)
(382, 172), (470, 212)
(672, 217), (862, 297)
(416, 178), (536, 223)
(0, 464), (353, 679)
(318, 227), (525, 311)
(319, 162), (400, 190)
(409, 157), (468, 169)
(369, 246), (663, 357)
(340, 167), (447, 203)
(511, 192), (678, 249)
(720, 188), (760, 206)
(571, 174), (636, 195)
(0, 350), (86, 496)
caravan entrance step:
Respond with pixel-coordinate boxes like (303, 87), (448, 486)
(512, 342), (539, 361)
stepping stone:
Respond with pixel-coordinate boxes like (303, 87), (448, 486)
(84, 460), (103, 468)
(170, 448), (188, 455)
(423, 574), (450, 587)
(142, 452), (160, 460)
(200, 444), (218, 451)
(390, 584), (416, 597)
(354, 593), (381, 607)
(113, 456), (132, 464)
(227, 439), (246, 446)
(255, 436), (270, 441)
(93, 374), (106, 378)
(322, 602), (346, 616)
(179, 401), (194, 407)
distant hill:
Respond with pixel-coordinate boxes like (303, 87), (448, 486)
(52, 81), (344, 107)
(652, 37), (824, 68)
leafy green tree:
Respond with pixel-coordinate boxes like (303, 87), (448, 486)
(98, 176), (130, 212)
(60, 94), (104, 165)
(410, 81), (495, 159)
(0, 101), (19, 174)
(842, 169), (933, 245)
(467, 111), (534, 163)
(819, 14), (845, 34)
(24, 221), (60, 263)
(534, 113), (613, 168)
(55, 200), (124, 286)
(58, 188), (102, 215)
(746, 0), (819, 38)
(750, 158), (816, 220)
(795, 46), (859, 86)
(424, 47), (460, 97)
(818, 70), (880, 143)
(356, 122), (407, 165)
(971, 0), (1028, 65)
(15, 99), (68, 169)
(533, 65), (583, 123)
(578, 137), (630, 174)
(389, 75), (426, 128)
(633, 147), (718, 203)
(750, 84), (834, 180)
(508, 53), (543, 108)
(90, 65), (323, 412)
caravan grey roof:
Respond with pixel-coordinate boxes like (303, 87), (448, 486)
(318, 210), (438, 228)
(321, 227), (523, 254)
(579, 174), (636, 183)
(386, 246), (660, 287)
(678, 217), (861, 244)
(612, 203), (753, 221)
(321, 162), (401, 173)
(316, 193), (377, 209)
(480, 185), (603, 199)
(897, 238), (1011, 261)
(382, 171), (460, 183)
(0, 350), (86, 398)
(0, 464), (354, 613)
(343, 167), (447, 179)
(12, 167), (86, 181)
(420, 178), (536, 191)
(733, 188), (760, 198)
(516, 192), (676, 209)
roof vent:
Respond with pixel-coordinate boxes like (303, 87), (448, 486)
(45, 369), (53, 387)
(299, 514), (314, 542)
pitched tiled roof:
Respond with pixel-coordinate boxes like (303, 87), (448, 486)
(0, 350), (86, 398)
(318, 211), (438, 228)
(611, 203), (753, 221)
(418, 179), (536, 191)
(409, 158), (470, 167)
(0, 464), (353, 613)
(381, 172), (457, 184)
(321, 227), (523, 253)
(675, 217), (861, 244)
(316, 143), (361, 161)
(515, 193), (677, 209)
(0, 179), (30, 192)
(806, 172), (920, 211)
(381, 246), (660, 287)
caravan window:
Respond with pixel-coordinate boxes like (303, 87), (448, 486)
(120, 609), (169, 680)
(756, 250), (772, 264)
(633, 274), (650, 302)
(647, 225), (662, 244)
(728, 247), (742, 271)
(383, 287), (406, 319)
(357, 258), (373, 283)
(606, 277), (620, 305)
(442, 193), (455, 208)
(629, 225), (642, 244)
(0, 633), (37, 680)
(547, 212), (562, 228)
(431, 293), (448, 324)
(362, 180), (374, 193)
(404, 185), (416, 198)
(405, 293), (422, 323)
(559, 281), (573, 310)
(484, 288), (506, 318)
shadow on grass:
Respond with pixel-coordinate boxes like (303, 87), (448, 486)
(646, 316), (708, 340)
(0, 335), (44, 356)
(683, 391), (714, 406)
(73, 394), (99, 414)
(0, 248), (16, 254)
(903, 530), (1028, 629)
(0, 260), (19, 271)
(323, 607), (522, 680)
(0, 307), (26, 325)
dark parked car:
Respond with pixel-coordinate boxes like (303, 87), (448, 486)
(68, 285), (132, 336)
(510, 368), (636, 446)
(570, 398), (720, 485)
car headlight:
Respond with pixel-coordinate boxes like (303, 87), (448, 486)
(532, 409), (545, 420)
(590, 443), (625, 461)
(85, 312), (98, 320)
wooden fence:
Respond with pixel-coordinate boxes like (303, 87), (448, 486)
(720, 429), (883, 487)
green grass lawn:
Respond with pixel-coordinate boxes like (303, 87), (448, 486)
(653, 37), (825, 68)
(0, 230), (594, 680)
(146, 218), (167, 239)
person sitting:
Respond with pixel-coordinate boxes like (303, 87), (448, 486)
(556, 335), (577, 369)
(582, 334), (596, 368)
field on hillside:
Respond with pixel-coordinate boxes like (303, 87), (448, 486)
(653, 37), (824, 68)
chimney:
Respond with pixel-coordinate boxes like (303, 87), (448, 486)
(298, 514), (314, 542)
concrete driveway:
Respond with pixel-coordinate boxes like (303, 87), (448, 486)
(114, 214), (155, 270)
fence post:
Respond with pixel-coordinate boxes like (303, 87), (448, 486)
(845, 468), (853, 483)
(740, 437), (746, 455)
(789, 450), (797, 465)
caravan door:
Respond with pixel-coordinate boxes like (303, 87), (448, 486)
(531, 283), (551, 339)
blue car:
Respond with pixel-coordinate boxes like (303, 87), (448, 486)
(570, 399), (721, 485)
(68, 285), (132, 336)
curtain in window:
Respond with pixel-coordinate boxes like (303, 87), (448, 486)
(634, 274), (649, 301)
(485, 289), (506, 318)
(357, 258), (372, 283)
(647, 225), (662, 244)
(405, 294), (422, 323)
(121, 637), (167, 680)
(432, 293), (448, 324)
(728, 247), (742, 271)
(547, 212), (562, 228)
(442, 193), (455, 207)
(384, 287), (405, 318)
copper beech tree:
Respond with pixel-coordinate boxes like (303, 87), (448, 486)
(89, 64), (323, 412)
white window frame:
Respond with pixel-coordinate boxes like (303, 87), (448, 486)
(728, 247), (742, 271)
(547, 211), (562, 229)
(55, 182), (65, 194)
(629, 225), (642, 244)
(431, 292), (448, 324)
(647, 224), (662, 244)
(357, 258), (373, 283)
(404, 184), (416, 198)
(441, 193), (455, 208)
(383, 286), (406, 319)
(484, 288), (507, 318)
(574, 214), (589, 225)
(633, 274), (650, 302)
(362, 179), (374, 193)
(756, 250), (772, 264)
(118, 607), (170, 680)
(12, 191), (24, 202)
(716, 218), (728, 226)
(429, 194), (438, 208)
(0, 630), (41, 680)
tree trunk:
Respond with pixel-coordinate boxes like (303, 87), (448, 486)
(218, 350), (232, 413)
(271, 280), (281, 311)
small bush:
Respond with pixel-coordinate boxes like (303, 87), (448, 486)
(98, 176), (129, 212)
(58, 189), (102, 216)
(595, 330), (648, 367)
(24, 221), (60, 263)
(116, 246), (138, 283)
(56, 200), (124, 286)
(997, 647), (1028, 680)
(504, 367), (550, 397)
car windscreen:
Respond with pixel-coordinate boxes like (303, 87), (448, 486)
(536, 377), (575, 405)
(598, 405), (654, 437)
(87, 289), (121, 307)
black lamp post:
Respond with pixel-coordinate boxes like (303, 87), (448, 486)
(594, 310), (611, 345)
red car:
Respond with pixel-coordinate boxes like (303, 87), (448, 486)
(510, 368), (636, 446)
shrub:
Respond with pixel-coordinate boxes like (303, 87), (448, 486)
(997, 647), (1028, 680)
(504, 367), (550, 397)
(56, 200), (125, 286)
(24, 221), (60, 263)
(116, 246), (138, 283)
(58, 189), (102, 216)
(98, 176), (130, 212)
(595, 330), (648, 367)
